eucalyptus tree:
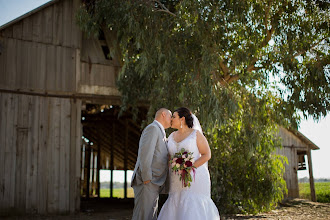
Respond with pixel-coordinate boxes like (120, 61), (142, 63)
(77, 0), (329, 214)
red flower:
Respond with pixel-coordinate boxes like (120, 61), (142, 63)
(185, 161), (193, 167)
(176, 158), (183, 164)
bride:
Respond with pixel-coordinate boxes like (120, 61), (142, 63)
(158, 107), (220, 220)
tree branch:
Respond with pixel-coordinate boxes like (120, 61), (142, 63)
(219, 60), (229, 76)
(153, 0), (176, 17)
(246, 1), (275, 73)
(226, 74), (240, 84)
(246, 57), (259, 72)
(261, 1), (282, 48)
(154, 9), (176, 16)
(293, 38), (326, 58)
(264, 1), (271, 31)
(217, 74), (240, 86)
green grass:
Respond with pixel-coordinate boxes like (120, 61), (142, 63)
(299, 182), (330, 203)
(100, 188), (134, 198)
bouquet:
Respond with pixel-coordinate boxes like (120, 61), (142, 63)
(170, 148), (196, 187)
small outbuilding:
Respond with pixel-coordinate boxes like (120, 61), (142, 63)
(277, 127), (319, 201)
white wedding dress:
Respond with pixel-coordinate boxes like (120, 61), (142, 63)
(158, 129), (220, 220)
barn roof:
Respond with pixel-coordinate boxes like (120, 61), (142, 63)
(0, 0), (57, 31)
(288, 128), (320, 150)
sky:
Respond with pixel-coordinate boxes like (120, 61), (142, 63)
(1, 0), (329, 181)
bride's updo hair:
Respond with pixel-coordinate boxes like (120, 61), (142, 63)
(174, 107), (194, 128)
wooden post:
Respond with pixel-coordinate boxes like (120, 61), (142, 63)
(90, 148), (95, 197)
(96, 133), (101, 198)
(307, 149), (317, 202)
(85, 144), (91, 199)
(110, 123), (115, 198)
(124, 120), (128, 198)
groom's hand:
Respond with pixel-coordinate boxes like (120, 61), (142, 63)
(143, 180), (151, 184)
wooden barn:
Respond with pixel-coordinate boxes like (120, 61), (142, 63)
(0, 0), (320, 216)
(0, 0), (146, 215)
(277, 127), (319, 201)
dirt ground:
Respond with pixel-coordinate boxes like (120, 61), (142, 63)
(224, 199), (330, 220)
(1, 198), (330, 220)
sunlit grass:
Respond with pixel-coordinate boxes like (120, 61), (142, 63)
(100, 188), (134, 198)
(299, 182), (330, 203)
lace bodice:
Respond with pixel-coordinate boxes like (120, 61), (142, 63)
(168, 129), (201, 162)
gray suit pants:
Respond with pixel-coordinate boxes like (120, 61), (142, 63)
(132, 183), (161, 220)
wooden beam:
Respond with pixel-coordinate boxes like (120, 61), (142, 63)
(307, 149), (317, 202)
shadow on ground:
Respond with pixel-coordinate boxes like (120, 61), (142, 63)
(1, 198), (329, 220)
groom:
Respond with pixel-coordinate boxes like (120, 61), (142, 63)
(131, 108), (172, 220)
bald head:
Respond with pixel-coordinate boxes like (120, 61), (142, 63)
(155, 108), (172, 129)
(155, 108), (169, 119)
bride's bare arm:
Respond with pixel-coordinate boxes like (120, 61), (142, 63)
(193, 130), (211, 168)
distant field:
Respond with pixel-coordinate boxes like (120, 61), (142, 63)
(100, 188), (134, 198)
(299, 182), (330, 203)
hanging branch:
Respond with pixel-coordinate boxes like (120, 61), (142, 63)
(152, 0), (176, 16)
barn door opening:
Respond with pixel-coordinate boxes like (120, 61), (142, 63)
(80, 104), (146, 199)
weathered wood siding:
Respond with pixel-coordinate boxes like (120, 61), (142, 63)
(0, 0), (81, 93)
(276, 146), (299, 198)
(78, 62), (120, 96)
(0, 93), (81, 214)
(78, 34), (121, 96)
(0, 38), (77, 92)
(0, 0), (81, 48)
(278, 127), (307, 148)
(277, 127), (308, 198)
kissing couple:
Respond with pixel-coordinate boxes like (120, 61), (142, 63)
(131, 107), (220, 220)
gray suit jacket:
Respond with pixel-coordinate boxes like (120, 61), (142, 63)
(131, 121), (168, 187)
